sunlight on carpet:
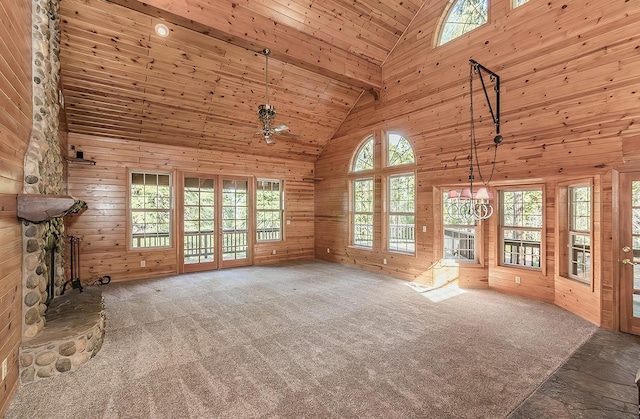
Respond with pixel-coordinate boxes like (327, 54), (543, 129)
(407, 280), (467, 302)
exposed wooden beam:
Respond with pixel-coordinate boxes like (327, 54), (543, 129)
(105, 0), (382, 91)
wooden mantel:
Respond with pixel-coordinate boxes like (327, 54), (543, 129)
(17, 194), (82, 223)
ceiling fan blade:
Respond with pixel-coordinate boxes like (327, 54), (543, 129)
(277, 132), (301, 139)
(272, 124), (289, 132)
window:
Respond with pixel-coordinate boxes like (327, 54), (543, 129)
(256, 179), (283, 241)
(349, 133), (416, 251)
(443, 191), (477, 262)
(388, 174), (415, 253)
(438, 0), (488, 46)
(130, 171), (172, 248)
(353, 136), (374, 172)
(387, 133), (415, 166)
(351, 136), (375, 248)
(353, 178), (374, 247)
(500, 189), (543, 268)
(513, 0), (529, 7)
(568, 185), (591, 282)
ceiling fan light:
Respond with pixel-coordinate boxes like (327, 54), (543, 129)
(258, 104), (276, 126)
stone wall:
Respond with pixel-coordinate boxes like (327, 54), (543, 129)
(19, 0), (104, 385)
(22, 0), (65, 339)
(20, 289), (105, 383)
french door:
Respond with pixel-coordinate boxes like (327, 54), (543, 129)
(180, 174), (252, 272)
(620, 172), (640, 334)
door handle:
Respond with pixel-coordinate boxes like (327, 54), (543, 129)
(622, 258), (639, 266)
(622, 246), (632, 253)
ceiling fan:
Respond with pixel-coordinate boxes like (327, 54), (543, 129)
(256, 49), (299, 144)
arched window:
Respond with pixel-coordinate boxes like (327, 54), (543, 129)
(348, 133), (417, 253)
(350, 136), (375, 247)
(352, 136), (374, 172)
(437, 0), (488, 46)
(387, 133), (415, 167)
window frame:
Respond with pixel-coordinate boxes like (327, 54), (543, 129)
(351, 135), (375, 173)
(498, 186), (544, 270)
(387, 172), (416, 255)
(386, 132), (416, 168)
(128, 169), (174, 251)
(255, 178), (284, 243)
(512, 0), (530, 8)
(436, 0), (489, 47)
(441, 189), (480, 264)
(557, 179), (593, 286)
(351, 177), (375, 249)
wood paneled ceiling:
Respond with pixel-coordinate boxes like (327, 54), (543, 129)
(59, 0), (424, 161)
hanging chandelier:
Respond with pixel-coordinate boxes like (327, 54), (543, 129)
(257, 49), (276, 140)
(447, 59), (503, 221)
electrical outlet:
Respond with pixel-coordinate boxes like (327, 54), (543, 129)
(326, 248), (330, 254)
(2, 357), (7, 381)
(422, 225), (427, 233)
(383, 258), (387, 265)
(515, 276), (521, 284)
(286, 220), (291, 225)
(140, 260), (146, 267)
(271, 249), (276, 255)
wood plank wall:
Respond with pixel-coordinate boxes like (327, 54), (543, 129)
(0, 0), (31, 414)
(314, 0), (640, 329)
(66, 134), (314, 283)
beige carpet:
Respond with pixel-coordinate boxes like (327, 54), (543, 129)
(5, 260), (596, 418)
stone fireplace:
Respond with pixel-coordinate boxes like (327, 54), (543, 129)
(18, 0), (104, 384)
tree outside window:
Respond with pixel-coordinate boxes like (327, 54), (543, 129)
(353, 178), (374, 247)
(443, 191), (477, 262)
(438, 0), (488, 46)
(256, 179), (283, 241)
(500, 189), (543, 268)
(349, 133), (416, 251)
(388, 174), (415, 253)
(387, 133), (415, 167)
(353, 137), (374, 172)
(568, 185), (591, 282)
(130, 171), (172, 248)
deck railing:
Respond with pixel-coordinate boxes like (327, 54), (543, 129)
(133, 228), (280, 260)
(388, 224), (415, 252)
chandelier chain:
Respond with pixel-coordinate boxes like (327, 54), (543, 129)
(469, 63), (498, 188)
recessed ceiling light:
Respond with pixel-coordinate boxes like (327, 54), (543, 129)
(155, 23), (169, 37)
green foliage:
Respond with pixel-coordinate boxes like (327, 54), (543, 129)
(570, 185), (590, 232)
(439, 0), (488, 46)
(387, 133), (415, 167)
(502, 190), (543, 228)
(389, 174), (415, 213)
(353, 137), (374, 172)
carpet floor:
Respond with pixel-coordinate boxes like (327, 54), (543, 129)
(5, 260), (596, 418)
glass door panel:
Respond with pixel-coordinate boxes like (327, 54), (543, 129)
(620, 173), (640, 334)
(182, 176), (216, 272)
(631, 181), (640, 317)
(221, 178), (251, 267)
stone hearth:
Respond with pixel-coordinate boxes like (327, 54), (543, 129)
(20, 288), (105, 383)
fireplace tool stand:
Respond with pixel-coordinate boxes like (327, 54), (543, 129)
(62, 235), (84, 294)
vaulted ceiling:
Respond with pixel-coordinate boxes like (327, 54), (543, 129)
(59, 0), (425, 161)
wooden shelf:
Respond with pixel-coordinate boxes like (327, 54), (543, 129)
(65, 157), (96, 165)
